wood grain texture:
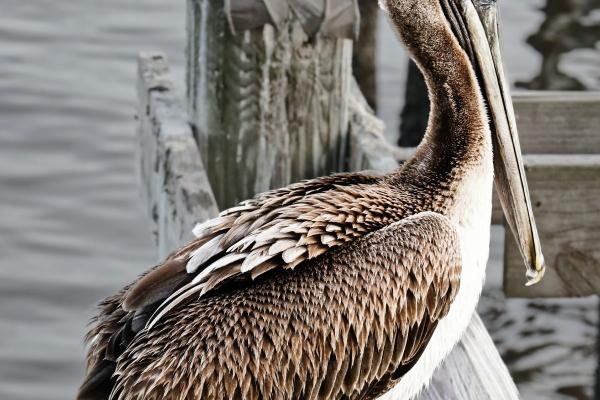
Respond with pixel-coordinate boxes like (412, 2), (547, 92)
(226, 0), (360, 38)
(492, 91), (600, 224)
(493, 91), (600, 223)
(512, 91), (600, 154)
(504, 155), (600, 298)
(187, 0), (352, 209)
(137, 52), (219, 259)
(421, 313), (519, 400)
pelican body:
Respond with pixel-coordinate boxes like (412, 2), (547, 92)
(79, 0), (545, 399)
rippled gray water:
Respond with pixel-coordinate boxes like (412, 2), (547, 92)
(0, 1), (598, 399)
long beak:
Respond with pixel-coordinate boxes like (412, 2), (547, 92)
(458, 0), (546, 285)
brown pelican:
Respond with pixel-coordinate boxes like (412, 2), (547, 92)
(78, 0), (545, 399)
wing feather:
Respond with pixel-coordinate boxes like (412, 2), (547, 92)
(138, 173), (407, 327)
(82, 172), (469, 400)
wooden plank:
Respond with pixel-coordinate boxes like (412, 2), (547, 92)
(513, 91), (600, 154)
(186, 0), (353, 209)
(503, 154), (600, 297)
(419, 314), (519, 400)
(137, 52), (219, 259)
(496, 91), (600, 236)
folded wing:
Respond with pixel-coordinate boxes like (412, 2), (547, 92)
(110, 212), (461, 399)
(125, 172), (406, 328)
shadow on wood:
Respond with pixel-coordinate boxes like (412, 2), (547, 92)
(353, 0), (379, 111)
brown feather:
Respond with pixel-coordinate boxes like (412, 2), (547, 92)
(94, 213), (461, 399)
(122, 259), (187, 312)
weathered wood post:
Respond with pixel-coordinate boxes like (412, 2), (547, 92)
(186, 0), (358, 209)
(137, 52), (219, 257)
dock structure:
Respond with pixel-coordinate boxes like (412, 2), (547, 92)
(136, 0), (600, 397)
(502, 92), (600, 298)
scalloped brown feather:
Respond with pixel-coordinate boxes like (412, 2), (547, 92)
(79, 169), (462, 400)
(109, 213), (460, 400)
(146, 180), (414, 327)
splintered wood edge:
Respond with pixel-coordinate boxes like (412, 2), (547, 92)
(137, 52), (219, 259)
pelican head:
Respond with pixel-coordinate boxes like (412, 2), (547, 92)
(382, 0), (545, 285)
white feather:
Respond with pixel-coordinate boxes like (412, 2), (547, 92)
(378, 0), (389, 13)
(193, 252), (248, 284)
(326, 224), (342, 232)
(147, 283), (204, 330)
(192, 217), (228, 238)
(228, 235), (257, 253)
(219, 204), (255, 216)
(241, 252), (274, 273)
(186, 234), (224, 273)
(280, 223), (307, 234)
(253, 225), (282, 244)
(321, 234), (337, 244)
(282, 246), (306, 263)
(268, 239), (298, 256)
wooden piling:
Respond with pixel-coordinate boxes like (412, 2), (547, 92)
(186, 0), (357, 209)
